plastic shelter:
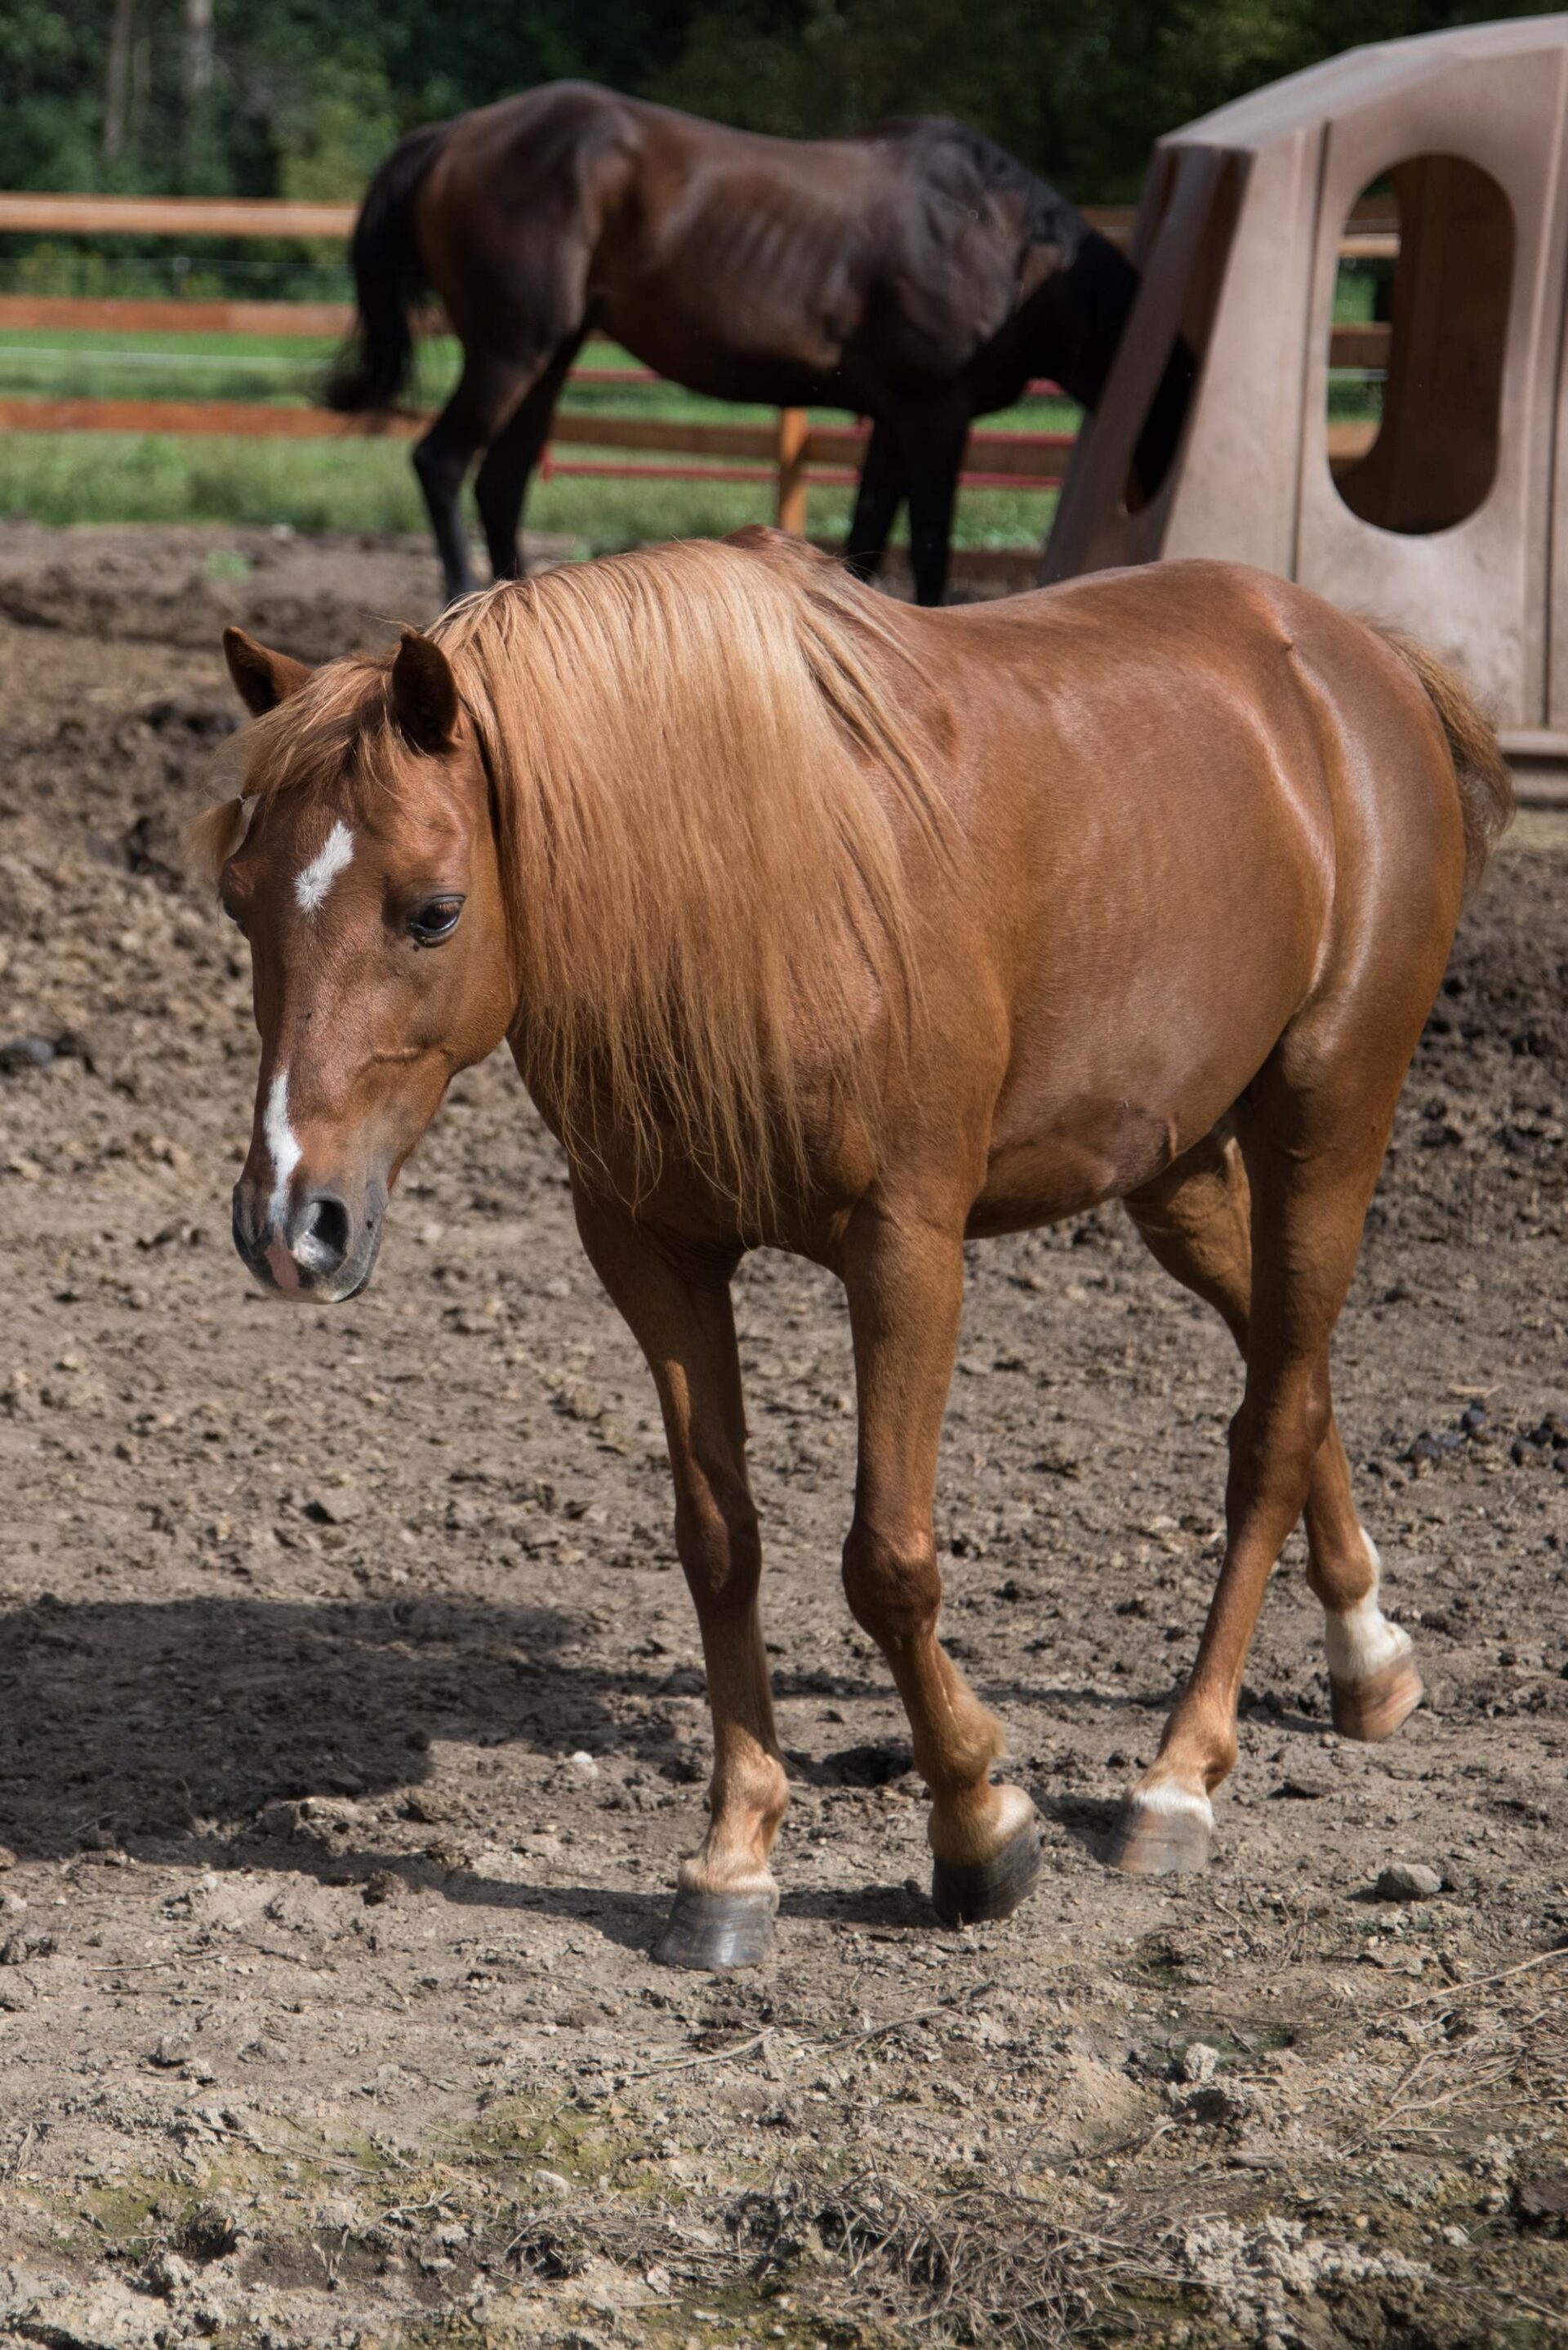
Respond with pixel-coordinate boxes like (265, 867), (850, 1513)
(1040, 16), (1568, 778)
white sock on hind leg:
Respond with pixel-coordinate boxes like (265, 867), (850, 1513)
(1323, 1534), (1411, 1683)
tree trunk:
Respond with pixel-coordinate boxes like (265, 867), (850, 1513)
(180, 0), (216, 189)
(103, 0), (136, 164)
(182, 0), (215, 103)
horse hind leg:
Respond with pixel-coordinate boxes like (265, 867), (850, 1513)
(1116, 1118), (1420, 1872)
(412, 353), (526, 605)
(1311, 1487), (1422, 1743)
(1127, 1128), (1422, 1759)
(473, 332), (586, 582)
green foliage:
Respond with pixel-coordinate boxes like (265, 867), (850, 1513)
(274, 50), (402, 203)
(0, 0), (1551, 208)
(0, 2), (109, 190)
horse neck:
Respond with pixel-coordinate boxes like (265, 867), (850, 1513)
(1021, 225), (1194, 496)
(1021, 225), (1141, 410)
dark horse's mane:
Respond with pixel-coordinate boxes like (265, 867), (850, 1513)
(863, 116), (1089, 259)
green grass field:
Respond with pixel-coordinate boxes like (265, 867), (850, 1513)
(0, 328), (1076, 551)
(0, 270), (1387, 551)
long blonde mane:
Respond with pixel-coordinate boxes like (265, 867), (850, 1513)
(208, 536), (956, 1220)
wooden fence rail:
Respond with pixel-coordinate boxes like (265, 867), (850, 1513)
(0, 190), (1396, 537)
(0, 292), (1396, 371)
(0, 194), (1162, 245)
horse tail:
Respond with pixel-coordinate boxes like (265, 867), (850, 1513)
(1375, 627), (1515, 896)
(324, 120), (451, 413)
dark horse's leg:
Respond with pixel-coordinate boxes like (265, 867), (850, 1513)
(900, 402), (970, 607)
(571, 1185), (788, 1971)
(413, 355), (523, 606)
(474, 333), (586, 583)
(842, 418), (907, 585)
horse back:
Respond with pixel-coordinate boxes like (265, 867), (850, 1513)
(411, 84), (1067, 395)
(908, 563), (1471, 1222)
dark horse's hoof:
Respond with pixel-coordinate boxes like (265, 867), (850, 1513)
(653, 1887), (777, 1971)
(931, 1817), (1042, 1927)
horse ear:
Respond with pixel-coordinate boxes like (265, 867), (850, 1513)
(223, 627), (311, 717)
(391, 628), (461, 755)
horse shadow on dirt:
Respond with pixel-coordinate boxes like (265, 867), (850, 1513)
(2, 1590), (1278, 1944)
(0, 1590), (953, 1947)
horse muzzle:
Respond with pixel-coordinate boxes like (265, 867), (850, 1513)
(231, 1178), (386, 1304)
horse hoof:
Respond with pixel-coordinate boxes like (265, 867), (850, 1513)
(1104, 1790), (1213, 1875)
(931, 1817), (1041, 1926)
(653, 1888), (776, 1971)
(1331, 1654), (1423, 1743)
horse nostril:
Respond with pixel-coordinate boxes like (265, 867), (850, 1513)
(293, 1192), (351, 1277)
(231, 1184), (267, 1265)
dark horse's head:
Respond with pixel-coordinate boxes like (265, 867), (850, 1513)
(940, 126), (1194, 502)
(194, 626), (514, 1303)
(1023, 217), (1197, 508)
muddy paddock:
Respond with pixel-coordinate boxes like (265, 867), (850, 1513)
(1, 527), (1565, 2350)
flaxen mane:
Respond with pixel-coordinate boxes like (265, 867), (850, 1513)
(196, 537), (957, 1219)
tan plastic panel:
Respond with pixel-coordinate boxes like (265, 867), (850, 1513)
(1041, 16), (1568, 736)
(1294, 51), (1568, 726)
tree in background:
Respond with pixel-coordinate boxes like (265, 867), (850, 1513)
(0, 0), (1550, 204)
(654, 0), (1548, 198)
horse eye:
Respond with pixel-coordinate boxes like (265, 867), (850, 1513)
(408, 896), (464, 945)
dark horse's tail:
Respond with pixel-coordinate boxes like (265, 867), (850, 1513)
(325, 121), (451, 413)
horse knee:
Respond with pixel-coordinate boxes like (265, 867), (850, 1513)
(842, 1519), (940, 1648)
(675, 1475), (761, 1614)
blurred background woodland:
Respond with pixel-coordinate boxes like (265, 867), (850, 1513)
(3, 0), (1552, 206)
(0, 2), (1547, 548)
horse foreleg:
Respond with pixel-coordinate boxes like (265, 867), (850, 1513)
(840, 1206), (1040, 1928)
(1125, 1129), (1421, 1767)
(474, 333), (585, 583)
(571, 1188), (786, 1971)
(413, 355), (523, 605)
(1110, 1079), (1403, 1876)
(843, 419), (907, 584)
(900, 405), (969, 607)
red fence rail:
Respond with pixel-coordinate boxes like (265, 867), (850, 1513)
(0, 192), (1394, 545)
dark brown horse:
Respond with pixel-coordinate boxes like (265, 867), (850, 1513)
(194, 533), (1509, 1970)
(327, 84), (1192, 606)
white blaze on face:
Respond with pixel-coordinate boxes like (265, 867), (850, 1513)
(264, 1066), (301, 1233)
(1322, 1532), (1412, 1683)
(293, 819), (355, 914)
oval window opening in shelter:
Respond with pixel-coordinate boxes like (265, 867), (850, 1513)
(1329, 154), (1513, 537)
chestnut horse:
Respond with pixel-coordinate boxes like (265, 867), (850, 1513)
(327, 85), (1192, 608)
(194, 533), (1510, 1970)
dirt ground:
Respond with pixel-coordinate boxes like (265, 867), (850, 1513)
(0, 524), (1565, 2350)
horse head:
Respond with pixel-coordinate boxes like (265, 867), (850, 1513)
(197, 626), (513, 1302)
